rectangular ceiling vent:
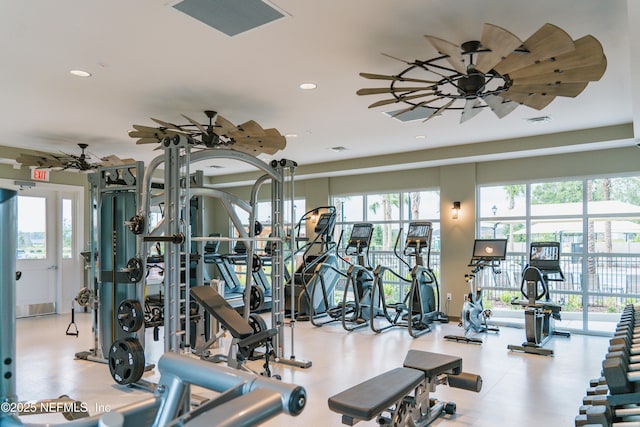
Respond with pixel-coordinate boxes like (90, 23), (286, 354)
(172, 0), (287, 36)
(384, 107), (435, 123)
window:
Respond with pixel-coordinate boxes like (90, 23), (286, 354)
(478, 175), (640, 333)
(17, 196), (47, 259)
(332, 190), (440, 302)
(62, 198), (73, 259)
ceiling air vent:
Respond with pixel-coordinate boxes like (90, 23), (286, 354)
(172, 0), (286, 36)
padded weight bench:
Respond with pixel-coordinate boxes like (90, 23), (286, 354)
(328, 350), (482, 426)
(190, 285), (277, 377)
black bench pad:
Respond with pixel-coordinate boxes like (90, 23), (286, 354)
(403, 350), (462, 377)
(190, 286), (254, 339)
(328, 367), (423, 421)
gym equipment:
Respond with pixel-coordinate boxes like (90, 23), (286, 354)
(508, 242), (571, 356)
(371, 221), (446, 337)
(575, 306), (640, 426)
(2, 184), (307, 427)
(285, 206), (340, 320)
(307, 223), (373, 327)
(444, 239), (505, 344)
(328, 349), (482, 426)
(190, 285), (277, 378)
(203, 235), (270, 312)
(74, 162), (146, 369)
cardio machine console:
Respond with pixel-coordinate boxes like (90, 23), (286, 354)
(528, 242), (563, 279)
(404, 221), (433, 253)
(314, 212), (337, 237)
(346, 223), (373, 250)
(469, 239), (507, 268)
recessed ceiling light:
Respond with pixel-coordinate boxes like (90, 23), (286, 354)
(285, 133), (298, 138)
(69, 69), (92, 78)
(330, 146), (348, 152)
(415, 135), (426, 139)
(299, 82), (317, 90)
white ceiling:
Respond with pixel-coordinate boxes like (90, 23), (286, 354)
(0, 0), (637, 176)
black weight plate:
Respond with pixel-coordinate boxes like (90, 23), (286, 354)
(248, 313), (267, 334)
(249, 285), (264, 312)
(108, 337), (145, 385)
(117, 299), (144, 332)
(126, 257), (143, 283)
(251, 254), (262, 273)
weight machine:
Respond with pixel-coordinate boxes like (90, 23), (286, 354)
(137, 138), (310, 370)
(508, 242), (571, 356)
(0, 187), (308, 427)
(444, 239), (505, 344)
(369, 221), (447, 337)
(74, 162), (147, 368)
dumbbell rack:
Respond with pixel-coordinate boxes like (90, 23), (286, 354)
(576, 305), (640, 426)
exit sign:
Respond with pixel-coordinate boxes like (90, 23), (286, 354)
(31, 168), (49, 182)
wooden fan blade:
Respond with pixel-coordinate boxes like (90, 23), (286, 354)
(229, 120), (265, 137)
(381, 52), (414, 65)
(512, 58), (607, 86)
(181, 114), (208, 134)
(391, 96), (443, 117)
(233, 134), (286, 156)
(132, 124), (161, 133)
(425, 35), (466, 74)
(359, 72), (438, 84)
(475, 23), (523, 73)
(129, 130), (159, 138)
(483, 94), (519, 118)
(100, 155), (136, 166)
(423, 99), (455, 122)
(501, 92), (555, 110)
(494, 23), (575, 75)
(136, 137), (161, 145)
(507, 36), (606, 80)
(506, 82), (587, 97)
(214, 115), (237, 135)
(150, 117), (183, 131)
(357, 86), (436, 96)
(460, 99), (483, 123)
(424, 36), (466, 74)
(368, 91), (437, 108)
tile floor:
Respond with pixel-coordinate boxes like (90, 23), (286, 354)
(11, 312), (610, 426)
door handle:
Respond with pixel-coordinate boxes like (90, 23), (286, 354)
(48, 265), (58, 270)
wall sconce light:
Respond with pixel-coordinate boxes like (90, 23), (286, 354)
(452, 201), (461, 220)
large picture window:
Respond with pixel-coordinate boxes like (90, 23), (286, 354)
(332, 190), (440, 302)
(478, 176), (640, 333)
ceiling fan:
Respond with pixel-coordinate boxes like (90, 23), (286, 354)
(129, 110), (287, 156)
(357, 23), (607, 123)
(16, 143), (135, 171)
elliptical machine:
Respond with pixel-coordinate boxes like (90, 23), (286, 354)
(339, 223), (377, 331)
(508, 242), (571, 356)
(307, 223), (374, 328)
(444, 239), (506, 344)
(370, 221), (447, 337)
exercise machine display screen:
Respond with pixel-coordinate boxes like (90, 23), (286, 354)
(471, 239), (507, 261)
(348, 223), (373, 247)
(529, 242), (561, 271)
(406, 221), (432, 248)
(314, 212), (336, 234)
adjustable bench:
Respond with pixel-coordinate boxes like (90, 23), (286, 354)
(190, 285), (277, 377)
(328, 350), (482, 426)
